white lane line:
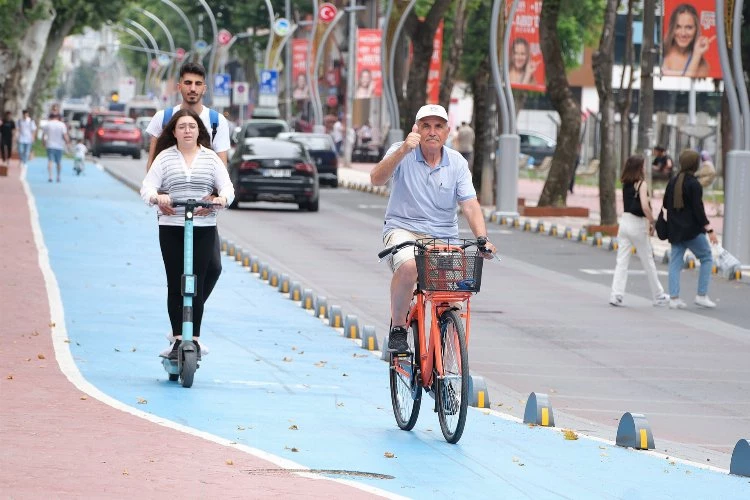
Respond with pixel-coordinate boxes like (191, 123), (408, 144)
(21, 166), (402, 500)
(581, 268), (668, 276)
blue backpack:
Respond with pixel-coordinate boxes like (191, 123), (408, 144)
(162, 107), (219, 142)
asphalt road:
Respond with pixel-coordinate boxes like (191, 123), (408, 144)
(103, 155), (750, 471)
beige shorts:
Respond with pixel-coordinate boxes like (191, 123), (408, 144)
(383, 228), (434, 272)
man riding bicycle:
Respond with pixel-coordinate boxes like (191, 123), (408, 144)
(370, 104), (497, 355)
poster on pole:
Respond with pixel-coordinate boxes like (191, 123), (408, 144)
(661, 0), (721, 79)
(291, 39), (310, 101)
(507, 0), (546, 92)
(355, 29), (382, 100)
(426, 21), (444, 104)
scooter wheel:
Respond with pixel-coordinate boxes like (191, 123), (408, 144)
(168, 373), (179, 382)
(181, 350), (197, 388)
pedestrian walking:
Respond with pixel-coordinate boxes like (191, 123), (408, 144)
(1, 111), (16, 163)
(455, 122), (475, 168)
(663, 149), (718, 309)
(16, 109), (36, 167)
(42, 113), (69, 183)
(609, 155), (669, 307)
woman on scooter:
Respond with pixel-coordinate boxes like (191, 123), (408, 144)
(140, 108), (234, 359)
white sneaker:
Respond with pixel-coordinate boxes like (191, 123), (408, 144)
(694, 295), (716, 308)
(609, 295), (624, 307)
(653, 294), (669, 307)
(669, 298), (687, 309)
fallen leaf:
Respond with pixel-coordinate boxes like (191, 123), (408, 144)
(289, 425), (298, 430)
(342, 373), (348, 377)
(80, 396), (87, 400)
(49, 322), (56, 328)
(314, 361), (327, 368)
(6, 374), (13, 380)
(336, 402), (344, 407)
(32, 331), (40, 336)
(64, 339), (71, 343)
(37, 354), (45, 360)
(282, 357), (293, 362)
(495, 403), (503, 407)
(237, 426), (245, 431)
(384, 452), (395, 458)
(130, 347), (137, 352)
(291, 447), (299, 452)
(137, 397), (147, 405)
(352, 353), (368, 358)
(226, 459), (234, 465)
(512, 456), (520, 463)
(122, 469), (129, 476)
(563, 429), (578, 440)
(114, 348), (120, 352)
(291, 346), (297, 351)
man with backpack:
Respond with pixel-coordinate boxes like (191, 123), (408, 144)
(145, 62), (231, 171)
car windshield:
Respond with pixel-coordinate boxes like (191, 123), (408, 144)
(244, 123), (287, 138)
(242, 140), (305, 158)
(102, 120), (136, 131)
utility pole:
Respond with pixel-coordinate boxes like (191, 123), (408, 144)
(636, 0), (656, 185)
(285, 0), (292, 124)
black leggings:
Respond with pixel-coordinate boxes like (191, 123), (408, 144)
(1, 138), (12, 162)
(159, 225), (222, 338)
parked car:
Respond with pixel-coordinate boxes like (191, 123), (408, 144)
(135, 116), (152, 150)
(228, 137), (319, 211)
(518, 130), (556, 166)
(277, 132), (338, 187)
(90, 117), (142, 159)
(84, 110), (126, 148)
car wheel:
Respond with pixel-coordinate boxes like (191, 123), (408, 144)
(132, 150), (141, 160)
(92, 148), (100, 157)
(330, 178), (338, 188)
(306, 197), (319, 212)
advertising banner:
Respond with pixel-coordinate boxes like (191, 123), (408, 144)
(356, 29), (383, 99)
(291, 39), (310, 101)
(507, 0), (546, 92)
(426, 20), (443, 104)
(661, 0), (721, 79)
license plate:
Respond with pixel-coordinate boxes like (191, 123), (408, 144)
(262, 169), (291, 178)
(112, 141), (128, 146)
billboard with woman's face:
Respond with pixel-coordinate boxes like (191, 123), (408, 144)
(356, 29), (382, 99)
(661, 0), (721, 79)
(507, 0), (546, 92)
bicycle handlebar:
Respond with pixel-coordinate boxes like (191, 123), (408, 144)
(377, 237), (492, 261)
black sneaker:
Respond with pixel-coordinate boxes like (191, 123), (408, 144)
(167, 339), (181, 360)
(387, 326), (410, 354)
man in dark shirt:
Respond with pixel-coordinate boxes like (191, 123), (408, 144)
(652, 146), (673, 179)
(1, 111), (16, 162)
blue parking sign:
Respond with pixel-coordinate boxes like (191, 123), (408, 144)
(214, 73), (231, 97)
(259, 70), (278, 95)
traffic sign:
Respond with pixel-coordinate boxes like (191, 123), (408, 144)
(273, 18), (291, 37)
(194, 39), (208, 54)
(258, 69), (279, 108)
(319, 2), (337, 22)
(157, 54), (171, 67)
(214, 73), (231, 97)
(217, 29), (232, 46)
(233, 82), (249, 105)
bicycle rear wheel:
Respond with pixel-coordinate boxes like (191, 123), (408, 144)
(436, 310), (469, 443)
(389, 320), (422, 430)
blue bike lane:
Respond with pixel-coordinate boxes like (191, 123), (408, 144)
(28, 160), (749, 499)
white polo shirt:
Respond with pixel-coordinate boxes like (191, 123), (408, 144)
(382, 143), (476, 239)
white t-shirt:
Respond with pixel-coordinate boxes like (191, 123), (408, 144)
(74, 143), (87, 159)
(145, 105), (231, 154)
(43, 120), (68, 150)
(17, 117), (37, 144)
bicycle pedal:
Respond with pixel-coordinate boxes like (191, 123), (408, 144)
(391, 351), (412, 358)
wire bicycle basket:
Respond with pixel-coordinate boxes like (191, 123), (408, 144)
(414, 238), (484, 292)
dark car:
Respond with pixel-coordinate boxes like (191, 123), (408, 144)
(277, 132), (338, 187)
(91, 117), (142, 159)
(228, 137), (319, 211)
(519, 131), (556, 166)
(231, 119), (291, 143)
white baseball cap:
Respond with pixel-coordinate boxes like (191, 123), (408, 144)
(415, 104), (448, 122)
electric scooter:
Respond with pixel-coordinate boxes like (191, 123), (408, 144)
(160, 198), (216, 388)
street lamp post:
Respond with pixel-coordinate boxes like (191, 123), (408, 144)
(197, 0), (218, 103)
(112, 25), (153, 94)
(125, 19), (161, 95)
(159, 0), (195, 53)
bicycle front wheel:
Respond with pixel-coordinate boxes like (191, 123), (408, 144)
(436, 310), (469, 443)
(389, 320), (422, 430)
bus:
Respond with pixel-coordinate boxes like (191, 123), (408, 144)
(125, 96), (161, 120)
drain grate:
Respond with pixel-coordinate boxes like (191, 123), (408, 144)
(244, 468), (394, 480)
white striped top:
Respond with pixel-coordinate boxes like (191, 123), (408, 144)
(140, 145), (235, 227)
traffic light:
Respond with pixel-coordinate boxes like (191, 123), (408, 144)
(110, 91), (119, 103)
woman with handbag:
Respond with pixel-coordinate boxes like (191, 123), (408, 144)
(610, 155), (669, 307)
(664, 149), (718, 309)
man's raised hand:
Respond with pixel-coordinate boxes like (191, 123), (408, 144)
(402, 124), (421, 151)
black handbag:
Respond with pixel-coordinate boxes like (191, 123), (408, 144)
(655, 206), (668, 240)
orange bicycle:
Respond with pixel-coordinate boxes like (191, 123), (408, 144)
(378, 237), (489, 443)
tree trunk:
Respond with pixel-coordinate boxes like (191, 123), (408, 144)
(400, 0), (451, 130)
(592, 0), (619, 225)
(28, 14), (76, 117)
(438, 0), (469, 109)
(616, 0), (635, 175)
(470, 55), (492, 201)
(537, 0), (581, 207)
(1, 2), (54, 116)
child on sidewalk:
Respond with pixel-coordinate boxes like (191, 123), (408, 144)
(73, 140), (87, 175)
